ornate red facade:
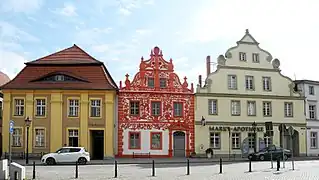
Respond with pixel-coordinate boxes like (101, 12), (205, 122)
(117, 47), (195, 158)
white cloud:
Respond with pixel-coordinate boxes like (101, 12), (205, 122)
(179, 0), (319, 85)
(136, 29), (151, 35)
(91, 44), (109, 53)
(116, 0), (155, 16)
(0, 21), (40, 43)
(73, 27), (112, 45)
(0, 50), (27, 79)
(53, 2), (77, 16)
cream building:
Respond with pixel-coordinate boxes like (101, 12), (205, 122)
(195, 29), (307, 158)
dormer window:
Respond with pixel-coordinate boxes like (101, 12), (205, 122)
(55, 75), (65, 81)
(239, 52), (246, 61)
(160, 78), (167, 88)
(148, 77), (154, 88)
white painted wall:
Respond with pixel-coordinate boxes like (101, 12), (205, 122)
(122, 129), (169, 155)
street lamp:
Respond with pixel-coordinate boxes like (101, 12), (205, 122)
(201, 116), (206, 126)
(25, 116), (31, 165)
(252, 121), (257, 153)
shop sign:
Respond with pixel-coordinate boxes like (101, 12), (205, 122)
(208, 126), (264, 132)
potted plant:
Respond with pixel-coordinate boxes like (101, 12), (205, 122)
(190, 152), (196, 158)
(205, 148), (214, 158)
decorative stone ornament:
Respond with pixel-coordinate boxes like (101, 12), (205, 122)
(272, 58), (281, 69)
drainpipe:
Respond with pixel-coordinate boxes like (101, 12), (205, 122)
(114, 93), (119, 157)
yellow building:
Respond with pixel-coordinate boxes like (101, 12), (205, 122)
(195, 29), (306, 157)
(1, 45), (118, 159)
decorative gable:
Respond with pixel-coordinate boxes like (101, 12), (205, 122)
(119, 47), (193, 93)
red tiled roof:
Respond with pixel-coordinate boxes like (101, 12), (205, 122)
(1, 45), (118, 90)
(0, 72), (10, 86)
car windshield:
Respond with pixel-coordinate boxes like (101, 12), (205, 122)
(259, 148), (268, 152)
(55, 148), (63, 153)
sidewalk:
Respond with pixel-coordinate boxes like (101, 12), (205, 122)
(12, 156), (319, 166)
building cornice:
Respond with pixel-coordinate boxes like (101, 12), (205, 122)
(195, 93), (304, 100)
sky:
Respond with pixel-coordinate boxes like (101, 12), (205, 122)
(1, 0), (319, 87)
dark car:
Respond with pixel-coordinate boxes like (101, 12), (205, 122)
(248, 145), (292, 161)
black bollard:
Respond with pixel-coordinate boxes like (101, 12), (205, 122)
(32, 161), (36, 179)
(75, 161), (78, 179)
(186, 159), (190, 175)
(249, 159), (252, 172)
(219, 158), (222, 174)
(276, 158), (280, 171)
(114, 160), (118, 178)
(152, 160), (155, 177)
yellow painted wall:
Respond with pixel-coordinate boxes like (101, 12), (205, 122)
(2, 90), (116, 158)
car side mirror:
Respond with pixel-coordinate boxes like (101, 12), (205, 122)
(57, 151), (61, 154)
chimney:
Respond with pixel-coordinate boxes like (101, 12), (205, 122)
(198, 75), (202, 87)
(206, 56), (211, 77)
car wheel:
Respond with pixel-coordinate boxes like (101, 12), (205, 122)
(284, 155), (288, 161)
(46, 158), (56, 165)
(259, 155), (265, 161)
(78, 157), (87, 165)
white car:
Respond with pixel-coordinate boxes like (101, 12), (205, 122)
(41, 147), (90, 165)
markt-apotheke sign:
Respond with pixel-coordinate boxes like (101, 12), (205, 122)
(209, 126), (264, 132)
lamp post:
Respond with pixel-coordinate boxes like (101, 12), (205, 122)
(252, 121), (257, 153)
(25, 117), (31, 165)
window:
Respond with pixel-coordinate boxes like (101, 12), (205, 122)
(239, 52), (247, 61)
(248, 133), (255, 149)
(35, 99), (46, 116)
(231, 100), (241, 116)
(208, 99), (218, 115)
(55, 75), (65, 81)
(263, 102), (272, 116)
(14, 99), (24, 116)
(284, 102), (293, 117)
(309, 105), (316, 119)
(151, 102), (161, 116)
(130, 101), (140, 115)
(247, 101), (256, 116)
(245, 76), (254, 90)
(35, 128), (45, 147)
(129, 132), (141, 149)
(148, 77), (154, 88)
(12, 128), (22, 147)
(252, 53), (259, 63)
(309, 86), (315, 95)
(228, 75), (237, 89)
(310, 132), (318, 149)
(160, 78), (167, 88)
(68, 129), (79, 147)
(231, 133), (240, 149)
(173, 102), (183, 117)
(209, 132), (220, 149)
(264, 136), (272, 147)
(90, 99), (101, 117)
(263, 77), (272, 91)
(68, 99), (79, 117)
(150, 132), (162, 150)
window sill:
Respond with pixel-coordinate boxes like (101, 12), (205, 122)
(208, 113), (218, 116)
(284, 116), (294, 118)
(247, 114), (256, 116)
(231, 114), (241, 116)
(35, 115), (46, 118)
(263, 115), (272, 117)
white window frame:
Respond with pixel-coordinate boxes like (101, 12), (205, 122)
(14, 99), (24, 116)
(228, 75), (237, 89)
(209, 132), (220, 149)
(245, 76), (254, 90)
(262, 77), (272, 91)
(264, 136), (272, 147)
(35, 128), (45, 147)
(263, 102), (272, 116)
(247, 101), (256, 116)
(231, 132), (240, 149)
(68, 129), (79, 147)
(208, 99), (218, 115)
(12, 128), (22, 147)
(309, 105), (316, 119)
(252, 53), (259, 63)
(284, 102), (293, 117)
(173, 102), (183, 117)
(35, 99), (46, 116)
(231, 100), (241, 116)
(310, 132), (318, 149)
(248, 133), (255, 149)
(90, 99), (101, 117)
(68, 99), (79, 117)
(239, 52), (247, 61)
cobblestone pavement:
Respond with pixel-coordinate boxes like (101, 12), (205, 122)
(25, 160), (319, 180)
